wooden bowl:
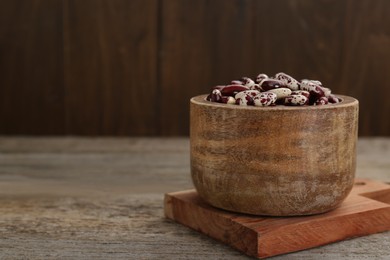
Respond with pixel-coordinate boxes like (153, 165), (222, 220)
(190, 94), (359, 216)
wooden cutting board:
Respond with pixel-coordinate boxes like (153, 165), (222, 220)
(164, 179), (390, 259)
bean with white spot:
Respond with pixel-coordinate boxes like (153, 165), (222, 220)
(211, 89), (222, 102)
(291, 90), (310, 99)
(255, 73), (268, 83)
(241, 77), (256, 89)
(260, 79), (286, 91)
(265, 88), (292, 100)
(275, 72), (300, 90)
(235, 90), (260, 106)
(328, 94), (341, 103)
(235, 90), (260, 98)
(253, 92), (277, 107)
(314, 96), (329, 106)
(235, 95), (252, 106)
(250, 84), (262, 91)
(311, 80), (322, 86)
(284, 94), (308, 106)
(300, 79), (325, 99)
(321, 87), (331, 97)
(221, 96), (236, 104)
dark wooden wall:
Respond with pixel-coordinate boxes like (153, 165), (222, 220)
(1, 0), (389, 136)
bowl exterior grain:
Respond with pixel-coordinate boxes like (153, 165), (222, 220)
(190, 94), (359, 216)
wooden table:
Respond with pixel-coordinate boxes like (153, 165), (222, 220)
(0, 137), (389, 259)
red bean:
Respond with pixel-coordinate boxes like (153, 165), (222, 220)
(260, 79), (287, 91)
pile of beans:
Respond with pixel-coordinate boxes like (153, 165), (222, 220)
(206, 72), (341, 106)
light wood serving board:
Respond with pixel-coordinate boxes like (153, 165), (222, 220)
(164, 179), (390, 259)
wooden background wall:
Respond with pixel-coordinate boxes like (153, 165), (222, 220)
(0, 0), (389, 136)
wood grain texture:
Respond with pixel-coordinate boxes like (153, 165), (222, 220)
(0, 0), (65, 134)
(63, 0), (158, 135)
(338, 0), (390, 136)
(160, 0), (260, 135)
(252, 0), (347, 84)
(0, 137), (388, 258)
(190, 95), (359, 215)
(165, 179), (390, 258)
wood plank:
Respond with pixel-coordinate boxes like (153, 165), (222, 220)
(338, 0), (390, 136)
(0, 0), (65, 134)
(63, 0), (158, 135)
(165, 179), (390, 259)
(160, 0), (260, 135)
(0, 137), (388, 258)
(252, 0), (347, 86)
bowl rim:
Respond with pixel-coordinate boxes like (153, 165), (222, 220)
(191, 94), (358, 111)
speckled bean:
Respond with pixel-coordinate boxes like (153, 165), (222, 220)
(260, 79), (286, 91)
(242, 77), (256, 88)
(253, 92), (277, 107)
(235, 90), (260, 106)
(210, 89), (222, 102)
(221, 96), (236, 104)
(266, 88), (292, 100)
(300, 80), (325, 98)
(328, 94), (341, 103)
(284, 94), (308, 106)
(255, 73), (268, 84)
(275, 72), (300, 90)
(311, 80), (322, 86)
(250, 84), (262, 91)
(314, 96), (329, 105)
(321, 87), (331, 97)
(291, 90), (310, 99)
(235, 95), (252, 106)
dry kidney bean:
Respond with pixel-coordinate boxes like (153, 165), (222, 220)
(235, 90), (260, 106)
(221, 85), (249, 96)
(255, 73), (268, 83)
(260, 79), (286, 91)
(239, 90), (260, 97)
(291, 90), (310, 99)
(284, 94), (308, 106)
(275, 72), (300, 90)
(206, 72), (340, 107)
(300, 80), (325, 99)
(311, 80), (322, 86)
(266, 88), (292, 100)
(321, 87), (331, 97)
(250, 84), (262, 91)
(210, 89), (222, 102)
(315, 96), (329, 105)
(253, 92), (277, 107)
(328, 94), (341, 103)
(242, 77), (256, 88)
(221, 96), (236, 104)
(235, 94), (253, 106)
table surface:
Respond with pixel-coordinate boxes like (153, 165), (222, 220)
(0, 137), (389, 259)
